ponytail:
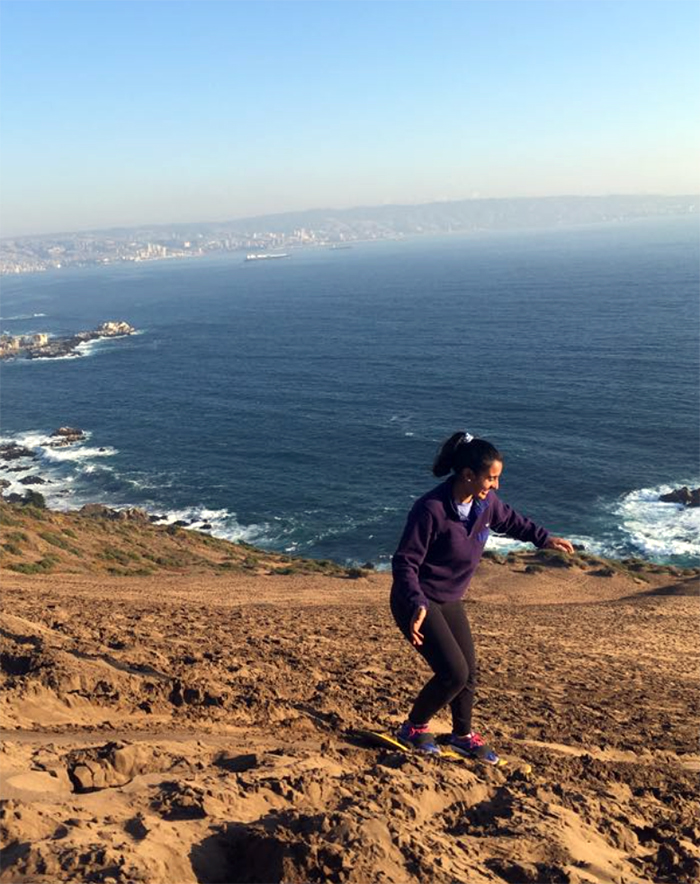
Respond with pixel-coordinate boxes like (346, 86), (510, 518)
(432, 431), (502, 478)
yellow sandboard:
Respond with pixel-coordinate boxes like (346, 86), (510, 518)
(357, 729), (529, 772)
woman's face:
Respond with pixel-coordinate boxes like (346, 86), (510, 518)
(464, 460), (503, 500)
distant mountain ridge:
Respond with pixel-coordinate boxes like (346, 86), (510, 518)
(3, 194), (697, 275)
(4, 193), (698, 243)
(214, 193), (699, 237)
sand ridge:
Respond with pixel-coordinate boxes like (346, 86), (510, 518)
(1, 551), (699, 883)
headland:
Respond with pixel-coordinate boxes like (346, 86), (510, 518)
(0, 321), (136, 360)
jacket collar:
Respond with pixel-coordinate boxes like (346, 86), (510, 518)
(442, 477), (490, 521)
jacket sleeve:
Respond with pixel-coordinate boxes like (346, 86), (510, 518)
(391, 502), (434, 611)
(489, 495), (550, 548)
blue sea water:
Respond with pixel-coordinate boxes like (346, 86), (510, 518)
(1, 217), (699, 567)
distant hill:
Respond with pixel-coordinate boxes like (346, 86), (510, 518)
(211, 193), (699, 237)
(4, 193), (698, 243)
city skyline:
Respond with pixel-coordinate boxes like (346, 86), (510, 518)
(1, 0), (699, 237)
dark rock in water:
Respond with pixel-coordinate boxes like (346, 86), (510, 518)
(660, 487), (700, 507)
(0, 443), (36, 461)
(0, 479), (10, 490)
(173, 520), (190, 528)
(49, 427), (86, 447)
(51, 426), (84, 438)
(200, 523), (213, 531)
(18, 475), (46, 485)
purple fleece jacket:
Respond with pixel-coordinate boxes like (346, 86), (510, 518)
(391, 478), (550, 612)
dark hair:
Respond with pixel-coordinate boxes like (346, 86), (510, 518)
(432, 432), (503, 478)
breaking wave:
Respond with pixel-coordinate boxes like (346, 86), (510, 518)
(611, 483), (700, 562)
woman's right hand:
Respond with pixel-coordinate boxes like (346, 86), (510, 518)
(410, 606), (427, 647)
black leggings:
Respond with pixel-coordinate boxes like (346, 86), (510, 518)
(390, 589), (477, 735)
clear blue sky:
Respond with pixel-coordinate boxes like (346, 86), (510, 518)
(1, 0), (698, 236)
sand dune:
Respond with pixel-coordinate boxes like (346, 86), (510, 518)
(1, 553), (699, 883)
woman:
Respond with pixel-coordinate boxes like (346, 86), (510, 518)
(390, 431), (574, 763)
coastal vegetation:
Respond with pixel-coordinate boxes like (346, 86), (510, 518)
(0, 498), (369, 579)
(1, 496), (695, 585)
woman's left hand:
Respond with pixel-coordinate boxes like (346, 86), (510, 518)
(544, 536), (575, 554)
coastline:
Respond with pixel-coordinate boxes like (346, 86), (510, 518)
(2, 425), (699, 570)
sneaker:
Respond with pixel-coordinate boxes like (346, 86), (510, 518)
(449, 731), (500, 765)
(395, 721), (441, 755)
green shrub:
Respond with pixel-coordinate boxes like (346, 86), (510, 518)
(38, 531), (79, 554)
(98, 546), (132, 565)
(217, 561), (244, 572)
(534, 550), (575, 569)
(7, 531), (28, 543)
(0, 509), (20, 527)
(9, 555), (57, 574)
(23, 490), (46, 509)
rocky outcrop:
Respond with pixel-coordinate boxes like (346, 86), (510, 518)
(79, 504), (151, 523)
(0, 443), (36, 462)
(660, 487), (700, 508)
(49, 427), (86, 446)
(1, 322), (136, 361)
(95, 321), (135, 337)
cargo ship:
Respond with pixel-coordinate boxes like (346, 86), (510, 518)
(244, 253), (290, 262)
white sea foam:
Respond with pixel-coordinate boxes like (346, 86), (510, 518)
(612, 483), (700, 561)
(0, 430), (112, 507)
(153, 506), (270, 544)
(1, 431), (44, 450)
(42, 445), (117, 463)
(26, 351), (82, 362)
(485, 532), (601, 556)
(0, 312), (48, 321)
(1, 428), (269, 546)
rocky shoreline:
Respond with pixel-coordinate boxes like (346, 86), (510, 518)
(2, 426), (698, 569)
(0, 321), (136, 360)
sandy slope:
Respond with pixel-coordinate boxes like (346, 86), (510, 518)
(1, 558), (699, 884)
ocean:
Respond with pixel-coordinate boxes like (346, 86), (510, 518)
(1, 216), (699, 567)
